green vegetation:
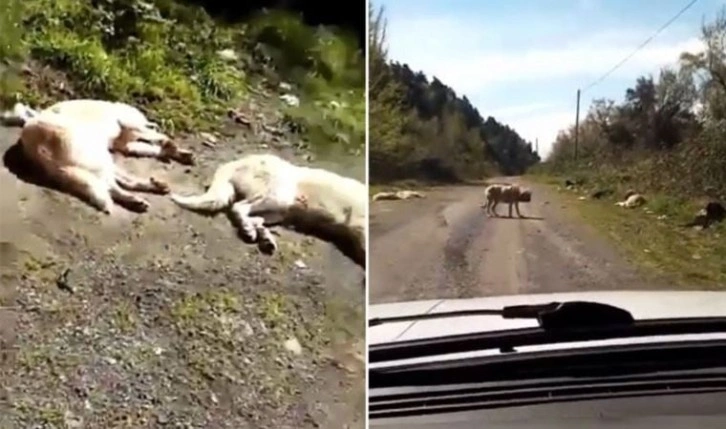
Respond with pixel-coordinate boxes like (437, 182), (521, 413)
(0, 0), (364, 150)
(368, 5), (540, 185)
(530, 8), (726, 287)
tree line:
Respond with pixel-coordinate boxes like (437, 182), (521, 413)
(368, 6), (540, 185)
(544, 7), (726, 200)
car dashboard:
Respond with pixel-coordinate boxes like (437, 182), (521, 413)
(370, 389), (726, 428)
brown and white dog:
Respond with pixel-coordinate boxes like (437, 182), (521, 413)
(3, 99), (194, 165)
(483, 183), (532, 218)
(169, 154), (367, 268)
(19, 109), (171, 214)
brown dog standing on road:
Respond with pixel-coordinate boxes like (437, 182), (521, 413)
(483, 183), (532, 218)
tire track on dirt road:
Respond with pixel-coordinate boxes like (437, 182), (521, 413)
(369, 177), (665, 304)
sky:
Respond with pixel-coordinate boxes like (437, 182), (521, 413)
(375, 0), (724, 159)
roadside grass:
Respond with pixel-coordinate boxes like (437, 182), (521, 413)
(528, 172), (726, 289)
(0, 0), (364, 153)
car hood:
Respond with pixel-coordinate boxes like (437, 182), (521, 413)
(369, 290), (726, 366)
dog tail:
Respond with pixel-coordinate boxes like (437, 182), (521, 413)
(1, 103), (38, 127)
(170, 168), (235, 213)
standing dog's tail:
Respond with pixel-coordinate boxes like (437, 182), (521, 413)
(169, 170), (236, 213)
(1, 103), (39, 127)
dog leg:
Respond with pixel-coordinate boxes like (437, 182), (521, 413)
(108, 181), (151, 213)
(55, 166), (114, 214)
(116, 140), (162, 158)
(115, 140), (194, 166)
(158, 140), (194, 165)
(230, 196), (295, 253)
(229, 198), (266, 243)
(115, 167), (170, 194)
(247, 216), (278, 255)
(492, 201), (499, 217)
(515, 201), (523, 218)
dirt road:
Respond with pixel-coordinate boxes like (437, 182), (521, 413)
(370, 177), (660, 304)
(0, 97), (364, 428)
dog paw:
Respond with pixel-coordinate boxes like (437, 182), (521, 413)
(258, 239), (277, 255)
(236, 225), (258, 244)
(175, 149), (195, 166)
(128, 199), (150, 213)
(150, 177), (170, 194)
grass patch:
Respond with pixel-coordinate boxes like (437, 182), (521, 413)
(529, 173), (726, 288)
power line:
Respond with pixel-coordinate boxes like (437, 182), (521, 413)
(580, 0), (700, 93)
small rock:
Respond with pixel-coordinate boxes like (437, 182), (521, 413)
(284, 337), (302, 355)
(217, 49), (238, 62)
(280, 94), (300, 107)
(200, 132), (217, 144)
(279, 82), (292, 91)
(240, 320), (254, 337)
(294, 259), (307, 269)
(156, 413), (169, 425)
(692, 254), (702, 260)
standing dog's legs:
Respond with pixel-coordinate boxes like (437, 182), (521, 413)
(515, 201), (523, 218)
(491, 200), (499, 217)
(508, 202), (514, 218)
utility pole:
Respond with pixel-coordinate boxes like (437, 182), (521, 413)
(535, 138), (539, 154)
(574, 89), (581, 160)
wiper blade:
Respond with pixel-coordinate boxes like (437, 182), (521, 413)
(369, 301), (635, 331)
(370, 317), (726, 364)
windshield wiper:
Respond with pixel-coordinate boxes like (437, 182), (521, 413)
(369, 300), (726, 364)
(369, 301), (635, 330)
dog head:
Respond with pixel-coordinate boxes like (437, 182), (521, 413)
(519, 189), (532, 202)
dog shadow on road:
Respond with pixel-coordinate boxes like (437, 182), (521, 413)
(3, 140), (62, 192)
(3, 141), (141, 213)
(489, 214), (545, 221)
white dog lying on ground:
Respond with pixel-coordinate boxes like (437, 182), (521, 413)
(19, 109), (171, 214)
(2, 99), (194, 165)
(615, 193), (646, 208)
(371, 190), (425, 202)
(483, 183), (532, 218)
(169, 154), (367, 268)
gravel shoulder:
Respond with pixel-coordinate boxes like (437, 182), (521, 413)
(369, 177), (670, 304)
(0, 98), (365, 428)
